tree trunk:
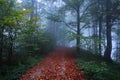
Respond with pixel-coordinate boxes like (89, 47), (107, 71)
(0, 46), (2, 66)
(8, 43), (13, 65)
(7, 30), (13, 65)
(0, 28), (3, 66)
(98, 16), (102, 54)
(104, 0), (112, 62)
(93, 21), (98, 53)
(76, 7), (80, 52)
(104, 23), (112, 62)
(30, 0), (34, 19)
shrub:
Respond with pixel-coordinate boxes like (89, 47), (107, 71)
(77, 60), (108, 80)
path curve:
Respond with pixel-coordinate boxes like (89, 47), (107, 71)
(19, 47), (85, 80)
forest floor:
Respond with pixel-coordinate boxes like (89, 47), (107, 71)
(19, 47), (85, 80)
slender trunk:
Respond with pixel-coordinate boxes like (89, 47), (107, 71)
(30, 0), (34, 19)
(99, 17), (102, 54)
(104, 0), (112, 62)
(104, 21), (112, 62)
(93, 21), (98, 53)
(98, 0), (104, 55)
(7, 30), (13, 65)
(35, 0), (38, 25)
(0, 28), (3, 65)
(0, 45), (2, 66)
(76, 7), (80, 52)
(8, 42), (13, 65)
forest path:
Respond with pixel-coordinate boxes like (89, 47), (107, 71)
(19, 47), (85, 80)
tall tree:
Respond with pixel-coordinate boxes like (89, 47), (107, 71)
(104, 0), (112, 62)
(0, 0), (14, 65)
(98, 0), (104, 54)
(6, 0), (24, 64)
(104, 0), (120, 62)
(0, 0), (5, 65)
(63, 0), (85, 52)
(0, 0), (31, 65)
(87, 0), (105, 54)
(0, 26), (4, 65)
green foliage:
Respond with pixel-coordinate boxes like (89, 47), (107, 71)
(68, 32), (105, 54)
(76, 49), (120, 80)
(0, 64), (26, 80)
(47, 14), (62, 22)
(15, 24), (54, 55)
(0, 0), (54, 73)
(77, 60), (108, 80)
(0, 55), (44, 80)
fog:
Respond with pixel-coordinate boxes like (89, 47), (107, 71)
(0, 0), (120, 79)
(20, 0), (119, 61)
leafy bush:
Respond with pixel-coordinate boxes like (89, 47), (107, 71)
(0, 64), (26, 80)
(77, 60), (108, 80)
(0, 56), (44, 80)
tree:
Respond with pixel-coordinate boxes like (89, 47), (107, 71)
(0, 0), (16, 65)
(6, 0), (30, 65)
(104, 0), (120, 62)
(104, 0), (112, 62)
(0, 0), (6, 65)
(62, 0), (85, 52)
(88, 0), (105, 54)
(0, 0), (32, 65)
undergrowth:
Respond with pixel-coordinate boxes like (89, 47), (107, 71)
(76, 49), (120, 80)
(0, 55), (44, 80)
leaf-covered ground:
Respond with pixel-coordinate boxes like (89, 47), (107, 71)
(19, 47), (85, 80)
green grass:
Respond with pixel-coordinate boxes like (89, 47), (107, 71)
(76, 49), (120, 80)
